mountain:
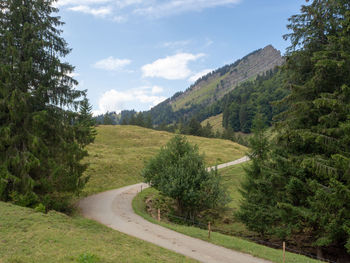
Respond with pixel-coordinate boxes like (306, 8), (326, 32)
(149, 45), (285, 125)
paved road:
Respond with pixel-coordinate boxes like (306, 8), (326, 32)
(79, 157), (270, 263)
(208, 156), (250, 170)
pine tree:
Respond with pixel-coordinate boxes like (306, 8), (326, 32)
(0, 0), (94, 212)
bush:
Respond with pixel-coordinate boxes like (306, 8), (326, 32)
(142, 135), (229, 219)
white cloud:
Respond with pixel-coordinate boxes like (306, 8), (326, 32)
(115, 0), (144, 8)
(56, 0), (242, 20)
(161, 40), (191, 49)
(142, 53), (205, 80)
(55, 0), (112, 7)
(94, 86), (166, 115)
(67, 72), (80, 78)
(134, 0), (241, 18)
(151, 86), (164, 94)
(93, 57), (132, 71)
(112, 15), (127, 23)
(188, 69), (212, 83)
(68, 5), (112, 16)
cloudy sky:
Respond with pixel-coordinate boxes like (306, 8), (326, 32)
(56, 0), (305, 115)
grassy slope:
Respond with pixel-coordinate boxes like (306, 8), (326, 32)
(0, 202), (196, 263)
(200, 113), (224, 134)
(133, 164), (322, 263)
(82, 125), (247, 196)
(172, 73), (228, 111)
(1, 125), (248, 263)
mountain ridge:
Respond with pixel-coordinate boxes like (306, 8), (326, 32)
(149, 45), (285, 125)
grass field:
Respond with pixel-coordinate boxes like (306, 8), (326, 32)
(0, 201), (196, 263)
(200, 113), (224, 134)
(132, 163), (322, 263)
(1, 125), (248, 263)
(82, 125), (247, 196)
(171, 73), (229, 111)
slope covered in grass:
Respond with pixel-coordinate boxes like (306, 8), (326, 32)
(200, 113), (224, 133)
(0, 201), (195, 263)
(82, 125), (247, 196)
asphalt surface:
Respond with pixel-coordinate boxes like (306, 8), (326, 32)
(79, 157), (271, 263)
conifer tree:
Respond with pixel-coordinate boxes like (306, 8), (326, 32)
(239, 0), (350, 259)
(237, 115), (278, 237)
(0, 0), (94, 211)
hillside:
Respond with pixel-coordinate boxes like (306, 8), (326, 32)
(82, 125), (248, 196)
(200, 114), (224, 134)
(0, 125), (247, 263)
(0, 201), (195, 263)
(149, 45), (284, 125)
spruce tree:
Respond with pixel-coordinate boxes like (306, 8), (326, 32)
(0, 0), (94, 212)
(277, 0), (350, 258)
(237, 115), (279, 237)
(239, 0), (350, 259)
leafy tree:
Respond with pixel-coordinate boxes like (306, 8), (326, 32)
(0, 0), (94, 212)
(142, 135), (229, 219)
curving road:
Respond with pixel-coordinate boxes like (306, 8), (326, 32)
(79, 156), (270, 263)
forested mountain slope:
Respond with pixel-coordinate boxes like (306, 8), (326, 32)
(149, 45), (284, 125)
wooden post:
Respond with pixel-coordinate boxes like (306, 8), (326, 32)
(157, 208), (160, 221)
(208, 222), (211, 239)
(141, 185), (143, 192)
(283, 241), (286, 263)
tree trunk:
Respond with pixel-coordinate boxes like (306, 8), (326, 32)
(316, 247), (323, 260)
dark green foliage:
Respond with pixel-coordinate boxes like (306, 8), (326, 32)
(221, 68), (288, 133)
(76, 98), (96, 146)
(102, 113), (114, 125)
(239, 0), (350, 260)
(142, 135), (229, 218)
(188, 117), (202, 136)
(201, 122), (214, 138)
(0, 0), (95, 212)
(237, 115), (277, 237)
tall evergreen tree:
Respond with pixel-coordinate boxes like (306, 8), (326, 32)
(239, 0), (350, 260)
(0, 0), (94, 212)
(76, 98), (96, 146)
(237, 115), (278, 237)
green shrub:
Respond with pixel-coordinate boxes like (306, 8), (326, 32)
(77, 253), (100, 263)
(142, 135), (229, 219)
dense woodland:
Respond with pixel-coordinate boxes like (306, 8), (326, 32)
(239, 1), (350, 261)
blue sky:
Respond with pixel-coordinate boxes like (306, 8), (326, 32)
(55, 0), (305, 115)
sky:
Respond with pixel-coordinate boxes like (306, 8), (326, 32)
(55, 0), (306, 115)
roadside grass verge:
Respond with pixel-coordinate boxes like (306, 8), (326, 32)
(132, 169), (322, 263)
(82, 125), (247, 196)
(0, 201), (196, 263)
